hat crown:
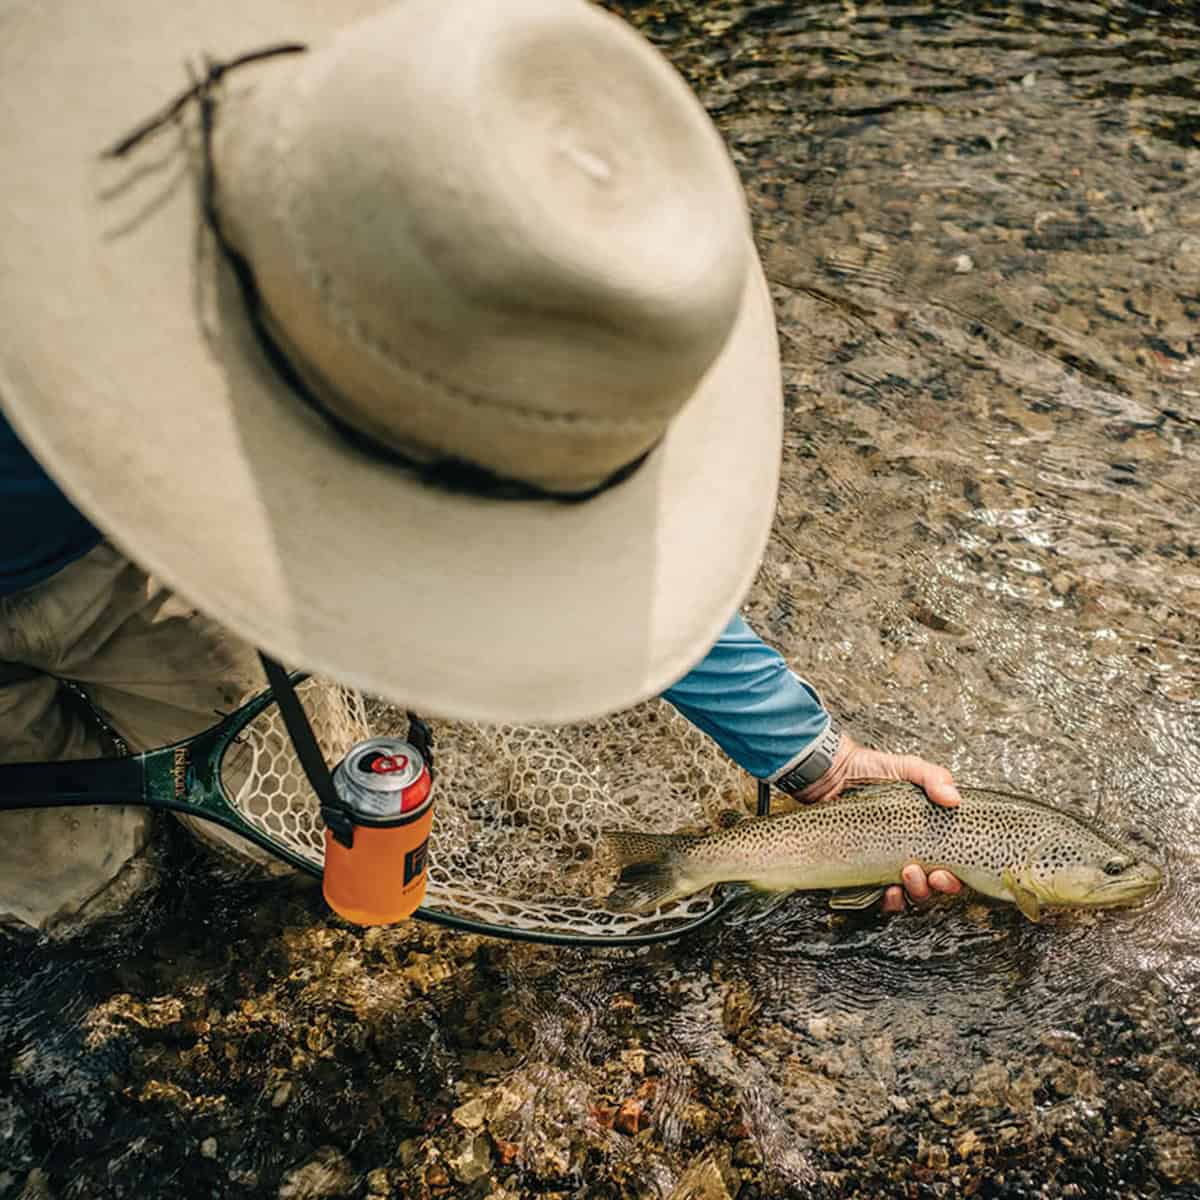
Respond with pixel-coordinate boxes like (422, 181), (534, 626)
(214, 0), (751, 490)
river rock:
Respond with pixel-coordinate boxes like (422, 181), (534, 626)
(1152, 1128), (1200, 1186)
(448, 1134), (494, 1185)
(667, 1155), (733, 1200)
(277, 1147), (355, 1199)
(17, 1169), (53, 1200)
(452, 1096), (488, 1132)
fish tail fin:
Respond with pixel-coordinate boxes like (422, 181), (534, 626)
(603, 831), (695, 912)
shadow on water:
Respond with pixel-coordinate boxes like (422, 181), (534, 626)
(3, 1), (1200, 1197)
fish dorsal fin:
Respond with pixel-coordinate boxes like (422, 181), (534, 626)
(828, 886), (886, 911)
(1002, 868), (1042, 922)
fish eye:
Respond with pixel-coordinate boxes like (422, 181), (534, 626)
(1103, 859), (1126, 877)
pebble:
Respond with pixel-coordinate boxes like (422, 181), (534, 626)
(18, 1169), (52, 1199)
(1152, 1128), (1200, 1185)
(918, 1135), (951, 1170)
(614, 1098), (645, 1136)
(451, 1097), (487, 1132)
(448, 1134), (493, 1185)
(277, 1149), (355, 1199)
(667, 1156), (734, 1200)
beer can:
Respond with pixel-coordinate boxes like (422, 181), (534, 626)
(322, 736), (434, 925)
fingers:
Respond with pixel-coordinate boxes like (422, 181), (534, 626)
(841, 741), (962, 808)
(880, 864), (963, 914)
(928, 869), (962, 895)
(899, 757), (962, 808)
(901, 863), (930, 902)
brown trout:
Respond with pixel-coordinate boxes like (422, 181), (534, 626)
(604, 781), (1162, 921)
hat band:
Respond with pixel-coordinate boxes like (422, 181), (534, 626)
(106, 45), (656, 504)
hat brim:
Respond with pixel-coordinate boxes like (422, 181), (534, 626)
(0, 0), (781, 723)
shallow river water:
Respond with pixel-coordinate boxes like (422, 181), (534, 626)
(3, 2), (1199, 1198)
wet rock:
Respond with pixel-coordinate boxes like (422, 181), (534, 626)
(668, 1155), (734, 1200)
(1045, 1057), (1079, 1099)
(806, 1016), (834, 1041)
(917, 1135), (951, 1171)
(731, 1139), (762, 1168)
(200, 1136), (218, 1159)
(590, 1102), (617, 1129)
(929, 1093), (960, 1127)
(277, 1147), (355, 1199)
(1143, 1058), (1200, 1113)
(969, 1061), (1036, 1114)
(17, 1168), (53, 1200)
(954, 1129), (984, 1161)
(681, 1101), (721, 1139)
(482, 1070), (592, 1178)
(1173, 234), (1200, 274)
(448, 1133), (493, 1185)
(1151, 1128), (1200, 1186)
(452, 1096), (487, 1132)
(721, 981), (759, 1039)
(619, 1048), (647, 1076)
(614, 1096), (646, 1135)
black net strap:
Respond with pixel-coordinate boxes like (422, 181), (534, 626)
(257, 653), (352, 843)
(257, 654), (436, 847)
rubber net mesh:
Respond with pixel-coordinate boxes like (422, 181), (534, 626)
(219, 678), (755, 936)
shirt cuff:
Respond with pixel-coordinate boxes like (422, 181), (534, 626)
(661, 613), (832, 780)
(768, 719), (840, 790)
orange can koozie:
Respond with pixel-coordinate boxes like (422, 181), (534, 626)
(322, 737), (433, 925)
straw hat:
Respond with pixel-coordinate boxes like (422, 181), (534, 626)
(0, 0), (781, 723)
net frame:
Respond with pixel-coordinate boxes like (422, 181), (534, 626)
(220, 678), (761, 941)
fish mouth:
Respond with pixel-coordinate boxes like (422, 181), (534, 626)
(1084, 864), (1165, 906)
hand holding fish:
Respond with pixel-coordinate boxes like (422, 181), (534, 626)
(769, 732), (965, 913)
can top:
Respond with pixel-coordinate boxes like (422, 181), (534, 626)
(333, 736), (429, 819)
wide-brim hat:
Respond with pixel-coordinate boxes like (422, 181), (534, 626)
(0, 0), (781, 723)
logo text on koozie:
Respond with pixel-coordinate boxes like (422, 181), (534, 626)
(404, 837), (429, 886)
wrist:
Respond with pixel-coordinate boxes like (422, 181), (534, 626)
(770, 720), (841, 795)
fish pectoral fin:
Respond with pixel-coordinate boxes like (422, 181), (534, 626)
(828, 886), (886, 911)
(1002, 869), (1042, 922)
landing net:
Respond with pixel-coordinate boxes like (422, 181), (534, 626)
(217, 678), (753, 937)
